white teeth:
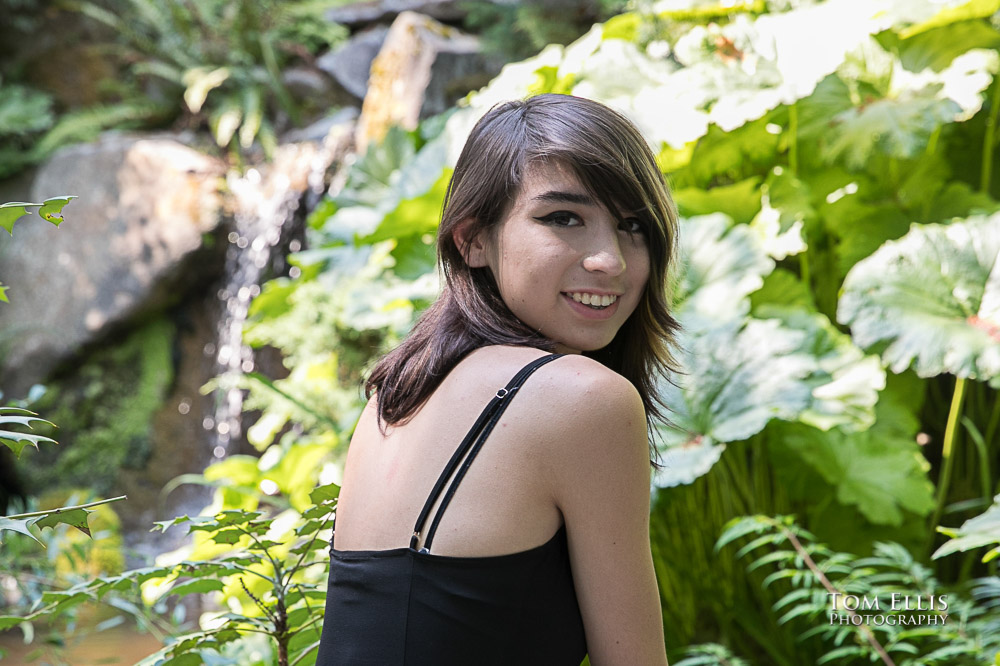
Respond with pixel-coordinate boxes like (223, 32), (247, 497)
(567, 292), (618, 308)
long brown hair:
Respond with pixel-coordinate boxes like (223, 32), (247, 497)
(365, 94), (680, 462)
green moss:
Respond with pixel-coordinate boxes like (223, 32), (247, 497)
(24, 318), (175, 495)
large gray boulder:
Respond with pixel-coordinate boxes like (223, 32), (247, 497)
(355, 11), (497, 151)
(317, 25), (391, 100)
(325, 0), (467, 27)
(0, 133), (226, 395)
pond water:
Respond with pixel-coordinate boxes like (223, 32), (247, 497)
(0, 624), (161, 664)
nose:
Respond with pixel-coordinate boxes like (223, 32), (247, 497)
(581, 223), (627, 276)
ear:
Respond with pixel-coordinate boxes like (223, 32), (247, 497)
(452, 219), (490, 268)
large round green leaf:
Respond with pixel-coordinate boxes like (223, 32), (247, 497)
(652, 306), (885, 489)
(838, 213), (1000, 385)
(673, 214), (774, 329)
(652, 318), (815, 487)
(755, 306), (886, 432)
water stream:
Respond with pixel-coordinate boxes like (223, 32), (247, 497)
(204, 137), (344, 462)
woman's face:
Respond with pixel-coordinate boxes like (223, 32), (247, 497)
(465, 160), (651, 354)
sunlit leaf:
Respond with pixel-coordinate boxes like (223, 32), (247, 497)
(652, 318), (815, 487)
(896, 0), (1000, 39)
(933, 494), (1000, 560)
(359, 169), (450, 245)
(0, 197), (74, 234)
(755, 306), (885, 432)
(673, 214), (773, 329)
(0, 202), (38, 235)
(673, 177), (762, 225)
(894, 19), (1000, 72)
(33, 507), (93, 538)
(36, 196), (76, 226)
(182, 66), (230, 114)
(169, 579), (226, 597)
(825, 91), (959, 169)
(0, 407), (57, 458)
(838, 213), (1000, 384)
(750, 268), (816, 314)
(0, 517), (41, 544)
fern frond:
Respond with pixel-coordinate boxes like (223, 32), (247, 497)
(33, 101), (170, 156)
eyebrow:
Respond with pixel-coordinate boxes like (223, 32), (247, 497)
(530, 190), (597, 207)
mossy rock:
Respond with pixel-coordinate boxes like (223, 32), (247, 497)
(23, 319), (175, 496)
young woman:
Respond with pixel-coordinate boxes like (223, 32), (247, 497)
(316, 93), (679, 665)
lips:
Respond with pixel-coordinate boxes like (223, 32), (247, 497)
(561, 292), (621, 320)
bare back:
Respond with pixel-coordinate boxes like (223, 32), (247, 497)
(333, 345), (566, 557)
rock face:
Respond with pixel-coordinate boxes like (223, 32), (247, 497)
(325, 0), (467, 27)
(317, 25), (391, 100)
(355, 11), (494, 151)
(0, 133), (226, 395)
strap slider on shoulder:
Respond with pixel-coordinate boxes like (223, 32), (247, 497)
(495, 387), (509, 399)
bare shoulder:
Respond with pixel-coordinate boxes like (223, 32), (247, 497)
(540, 354), (643, 413)
(524, 354), (647, 459)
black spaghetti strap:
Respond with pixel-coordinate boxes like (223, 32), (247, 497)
(409, 353), (563, 552)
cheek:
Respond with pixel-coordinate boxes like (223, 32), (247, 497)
(629, 244), (652, 288)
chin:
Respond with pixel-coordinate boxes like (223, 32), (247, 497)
(553, 335), (616, 355)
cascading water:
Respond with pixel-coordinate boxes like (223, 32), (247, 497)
(203, 131), (350, 463)
(206, 164), (303, 461)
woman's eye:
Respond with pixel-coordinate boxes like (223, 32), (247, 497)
(534, 211), (582, 227)
(620, 217), (647, 235)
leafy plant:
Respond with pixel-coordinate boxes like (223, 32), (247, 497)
(0, 82), (55, 179)
(935, 494), (1000, 563)
(0, 196), (128, 542)
(249, 0), (1000, 660)
(0, 78), (166, 180)
(0, 484), (338, 666)
(0, 494), (126, 545)
(462, 0), (630, 61)
(717, 514), (1000, 664)
(71, 0), (348, 155)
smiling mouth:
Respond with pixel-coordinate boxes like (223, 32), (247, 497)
(564, 291), (618, 310)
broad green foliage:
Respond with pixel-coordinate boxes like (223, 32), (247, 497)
(74, 0), (347, 155)
(934, 494), (1000, 562)
(652, 213), (884, 486)
(268, 0), (1000, 660)
(839, 213), (1000, 385)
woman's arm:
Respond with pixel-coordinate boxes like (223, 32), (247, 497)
(542, 360), (668, 666)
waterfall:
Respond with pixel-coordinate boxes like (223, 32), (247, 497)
(203, 130), (351, 461)
(207, 163), (302, 460)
